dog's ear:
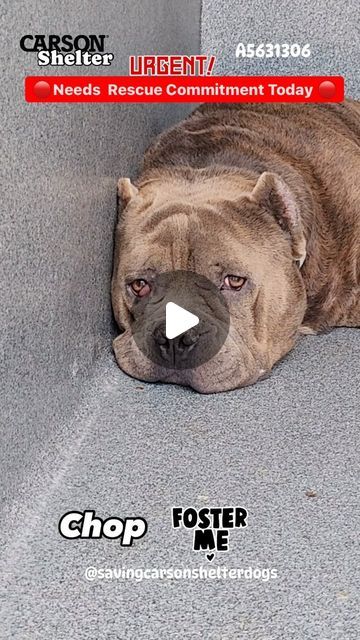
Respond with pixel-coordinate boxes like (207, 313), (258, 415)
(250, 172), (306, 267)
(117, 178), (139, 206)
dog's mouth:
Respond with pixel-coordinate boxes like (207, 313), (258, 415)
(113, 325), (271, 394)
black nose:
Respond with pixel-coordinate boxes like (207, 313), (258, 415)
(153, 324), (200, 365)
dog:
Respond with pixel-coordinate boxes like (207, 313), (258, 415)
(111, 101), (360, 393)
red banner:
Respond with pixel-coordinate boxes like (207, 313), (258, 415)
(25, 75), (344, 103)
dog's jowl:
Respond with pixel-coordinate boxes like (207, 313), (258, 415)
(111, 101), (360, 392)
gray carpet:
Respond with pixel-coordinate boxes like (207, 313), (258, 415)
(201, 0), (359, 98)
(1, 331), (359, 639)
(1, 0), (359, 638)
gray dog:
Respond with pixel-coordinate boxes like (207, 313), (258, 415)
(112, 101), (360, 392)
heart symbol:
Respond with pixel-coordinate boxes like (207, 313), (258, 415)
(206, 553), (215, 562)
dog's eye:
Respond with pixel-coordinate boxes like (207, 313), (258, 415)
(129, 279), (151, 297)
(222, 275), (246, 290)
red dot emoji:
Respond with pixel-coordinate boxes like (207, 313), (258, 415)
(33, 81), (51, 99)
(318, 81), (336, 99)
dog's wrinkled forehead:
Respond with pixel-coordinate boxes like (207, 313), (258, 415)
(138, 172), (256, 207)
(123, 176), (255, 239)
(118, 171), (306, 279)
(143, 202), (193, 235)
(143, 203), (196, 270)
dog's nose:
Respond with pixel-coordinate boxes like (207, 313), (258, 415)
(153, 323), (200, 365)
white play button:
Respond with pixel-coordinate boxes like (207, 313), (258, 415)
(165, 302), (199, 340)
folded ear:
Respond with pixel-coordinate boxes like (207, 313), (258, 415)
(117, 177), (139, 206)
(250, 172), (306, 267)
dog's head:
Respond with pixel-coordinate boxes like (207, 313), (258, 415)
(111, 171), (307, 392)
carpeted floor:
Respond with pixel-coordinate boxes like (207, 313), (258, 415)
(201, 0), (360, 98)
(1, 329), (359, 639)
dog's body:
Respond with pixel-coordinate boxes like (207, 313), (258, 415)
(112, 101), (360, 392)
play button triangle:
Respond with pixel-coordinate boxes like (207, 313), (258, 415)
(165, 302), (199, 340)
